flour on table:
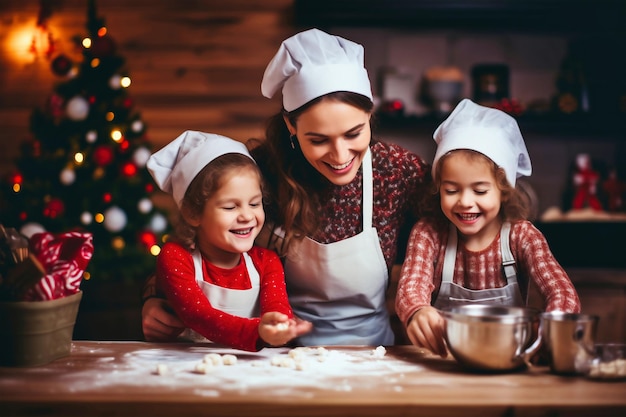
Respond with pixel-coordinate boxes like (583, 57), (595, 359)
(37, 344), (426, 396)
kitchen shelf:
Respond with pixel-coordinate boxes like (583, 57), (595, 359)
(375, 112), (626, 138)
(294, 0), (626, 34)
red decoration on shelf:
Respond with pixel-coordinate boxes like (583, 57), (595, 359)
(92, 145), (114, 166)
(572, 153), (602, 211)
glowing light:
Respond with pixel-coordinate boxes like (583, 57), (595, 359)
(106, 112), (115, 121)
(82, 37), (92, 48)
(150, 245), (161, 256)
(120, 76), (131, 88)
(97, 27), (107, 37)
(74, 152), (84, 164)
(83, 272), (91, 281)
(94, 213), (104, 223)
(90, 58), (100, 68)
(111, 130), (123, 142)
(111, 236), (125, 250)
(13, 184), (21, 193)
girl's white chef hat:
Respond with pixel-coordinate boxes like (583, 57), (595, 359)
(147, 130), (253, 208)
(261, 28), (373, 112)
(432, 99), (532, 186)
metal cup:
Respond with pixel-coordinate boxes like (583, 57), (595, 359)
(538, 311), (598, 375)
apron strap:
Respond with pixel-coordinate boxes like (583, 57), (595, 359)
(441, 223), (458, 284)
(500, 222), (517, 285)
(362, 148), (373, 230)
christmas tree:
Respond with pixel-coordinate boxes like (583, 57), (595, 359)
(1, 0), (169, 284)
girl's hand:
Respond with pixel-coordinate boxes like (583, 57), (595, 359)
(258, 312), (311, 347)
(142, 298), (185, 342)
(406, 306), (448, 358)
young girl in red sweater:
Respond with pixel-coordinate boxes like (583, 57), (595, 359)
(147, 130), (311, 351)
(395, 99), (580, 357)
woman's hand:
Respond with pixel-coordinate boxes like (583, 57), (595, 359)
(141, 298), (185, 342)
(258, 312), (312, 347)
(406, 306), (448, 358)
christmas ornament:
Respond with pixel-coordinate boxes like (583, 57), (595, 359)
(43, 198), (65, 219)
(121, 161), (137, 177)
(59, 168), (76, 185)
(66, 96), (90, 121)
(109, 74), (122, 90)
(132, 147), (151, 167)
(86, 130), (98, 143)
(137, 198), (152, 214)
(149, 213), (167, 233)
(138, 230), (157, 249)
(51, 54), (73, 76)
(20, 222), (45, 238)
(131, 119), (144, 133)
(92, 145), (114, 166)
(80, 211), (93, 225)
(103, 206), (127, 232)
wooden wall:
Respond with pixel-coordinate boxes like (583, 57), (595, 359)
(0, 0), (297, 178)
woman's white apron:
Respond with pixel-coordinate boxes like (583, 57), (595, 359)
(283, 149), (394, 346)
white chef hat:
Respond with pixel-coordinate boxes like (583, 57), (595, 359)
(432, 99), (532, 186)
(146, 130), (253, 208)
(261, 28), (373, 112)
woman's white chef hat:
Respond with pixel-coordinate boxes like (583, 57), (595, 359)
(147, 130), (253, 208)
(261, 28), (373, 112)
(432, 99), (532, 186)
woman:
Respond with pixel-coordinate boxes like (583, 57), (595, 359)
(142, 28), (430, 346)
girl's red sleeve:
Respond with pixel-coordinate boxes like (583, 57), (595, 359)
(156, 242), (262, 352)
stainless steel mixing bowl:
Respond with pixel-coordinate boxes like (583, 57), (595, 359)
(441, 304), (541, 372)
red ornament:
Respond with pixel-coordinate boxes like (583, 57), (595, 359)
(123, 97), (133, 108)
(119, 139), (130, 151)
(145, 183), (154, 193)
(121, 161), (137, 177)
(90, 34), (116, 57)
(19, 212), (28, 221)
(93, 145), (114, 166)
(10, 171), (23, 185)
(51, 54), (72, 76)
(103, 192), (112, 203)
(43, 198), (65, 218)
(138, 230), (157, 249)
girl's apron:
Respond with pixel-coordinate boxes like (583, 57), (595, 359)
(180, 251), (261, 342)
(433, 222), (524, 310)
(283, 149), (394, 346)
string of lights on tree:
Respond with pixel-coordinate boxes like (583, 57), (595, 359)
(1, 0), (169, 282)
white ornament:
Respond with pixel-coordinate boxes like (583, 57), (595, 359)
(149, 213), (167, 233)
(66, 96), (89, 121)
(109, 74), (122, 90)
(103, 206), (127, 232)
(20, 222), (45, 238)
(132, 147), (151, 167)
(137, 198), (153, 214)
(131, 119), (144, 133)
(86, 130), (98, 143)
(81, 212), (93, 225)
(59, 168), (76, 185)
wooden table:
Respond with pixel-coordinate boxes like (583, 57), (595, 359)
(0, 341), (624, 417)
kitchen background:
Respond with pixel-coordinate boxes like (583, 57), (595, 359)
(0, 0), (624, 342)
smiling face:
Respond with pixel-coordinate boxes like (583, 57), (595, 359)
(438, 151), (503, 248)
(189, 166), (265, 268)
(285, 99), (371, 186)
